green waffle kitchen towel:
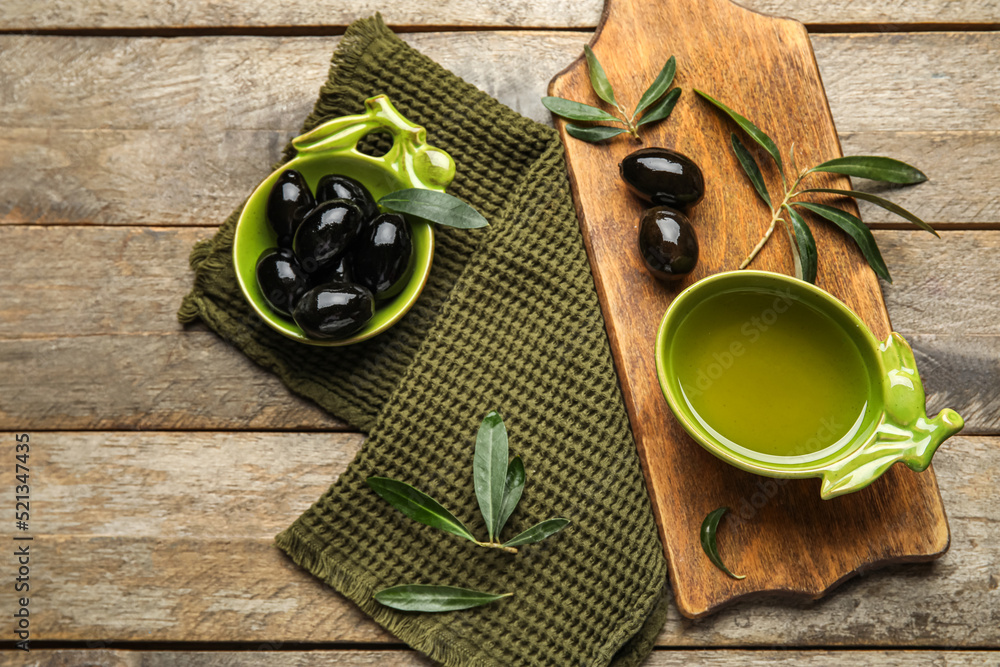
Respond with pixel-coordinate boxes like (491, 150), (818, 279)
(179, 15), (669, 666)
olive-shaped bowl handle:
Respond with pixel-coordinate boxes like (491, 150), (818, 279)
(291, 94), (455, 192)
(819, 332), (964, 499)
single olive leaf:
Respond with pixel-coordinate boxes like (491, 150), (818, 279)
(730, 133), (771, 208)
(373, 584), (512, 613)
(794, 201), (891, 282)
(781, 219), (805, 282)
(565, 124), (628, 143)
(633, 56), (676, 117)
(366, 477), (476, 542)
(807, 156), (927, 185)
(784, 204), (818, 284)
(799, 188), (938, 237)
(474, 410), (509, 542)
(583, 44), (617, 106)
(541, 96), (623, 123)
(637, 87), (681, 128)
(695, 89), (783, 175)
(378, 189), (488, 229)
(502, 518), (570, 548)
(700, 507), (745, 580)
(496, 455), (525, 538)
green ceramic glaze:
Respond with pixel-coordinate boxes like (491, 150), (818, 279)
(655, 270), (964, 499)
(233, 95), (456, 346)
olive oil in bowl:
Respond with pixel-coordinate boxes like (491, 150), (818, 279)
(670, 288), (875, 464)
(656, 271), (963, 497)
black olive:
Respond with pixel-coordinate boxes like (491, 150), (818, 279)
(308, 252), (353, 287)
(292, 199), (365, 272)
(352, 213), (414, 299)
(620, 148), (705, 209)
(638, 206), (699, 282)
(292, 283), (375, 339)
(316, 174), (378, 221)
(267, 170), (315, 248)
(255, 247), (310, 317)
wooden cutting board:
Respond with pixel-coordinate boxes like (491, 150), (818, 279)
(549, 0), (949, 618)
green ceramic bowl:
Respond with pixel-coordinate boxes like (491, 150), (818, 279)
(233, 95), (455, 345)
(655, 270), (964, 499)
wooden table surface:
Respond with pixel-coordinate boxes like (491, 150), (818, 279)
(0, 1), (997, 665)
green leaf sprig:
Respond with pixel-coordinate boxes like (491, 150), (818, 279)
(368, 410), (569, 553)
(700, 507), (745, 580)
(367, 411), (570, 612)
(378, 188), (489, 229)
(542, 46), (680, 143)
(696, 90), (936, 283)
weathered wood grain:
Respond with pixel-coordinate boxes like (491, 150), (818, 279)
(3, 431), (996, 646)
(1, 0), (997, 30)
(1, 33), (995, 227)
(0, 228), (994, 432)
(2, 33), (996, 132)
(0, 332), (342, 431)
(1, 650), (997, 667)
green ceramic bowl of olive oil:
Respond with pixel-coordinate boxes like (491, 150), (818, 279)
(655, 270), (964, 499)
(233, 95), (455, 346)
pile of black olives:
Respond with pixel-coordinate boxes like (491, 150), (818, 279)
(256, 169), (414, 340)
(619, 148), (704, 282)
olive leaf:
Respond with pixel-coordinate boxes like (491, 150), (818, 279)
(701, 93), (933, 280)
(799, 188), (938, 237)
(700, 507), (745, 580)
(806, 156), (927, 185)
(637, 88), (682, 128)
(374, 584), (512, 612)
(542, 48), (680, 143)
(695, 89), (784, 175)
(496, 455), (525, 537)
(503, 518), (570, 548)
(633, 56), (676, 118)
(784, 204), (818, 284)
(583, 45), (618, 107)
(566, 124), (628, 143)
(366, 477), (476, 542)
(730, 133), (771, 208)
(378, 189), (488, 229)
(794, 202), (891, 282)
(474, 410), (509, 542)
(540, 97), (623, 123)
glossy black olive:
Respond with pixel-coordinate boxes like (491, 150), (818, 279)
(292, 283), (375, 339)
(620, 148), (705, 209)
(308, 252), (353, 287)
(255, 247), (310, 317)
(315, 174), (378, 221)
(352, 213), (414, 299)
(292, 199), (364, 272)
(638, 206), (699, 282)
(266, 170), (315, 248)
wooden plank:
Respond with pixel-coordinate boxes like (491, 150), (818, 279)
(1, 650), (997, 667)
(1, 33), (996, 228)
(0, 0), (997, 30)
(1, 34), (995, 132)
(0, 228), (994, 432)
(0, 331), (342, 431)
(4, 431), (997, 646)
